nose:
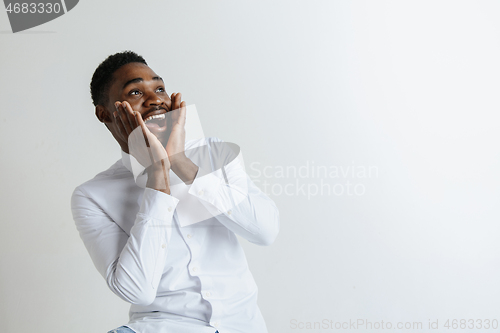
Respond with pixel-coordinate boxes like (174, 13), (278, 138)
(144, 90), (163, 106)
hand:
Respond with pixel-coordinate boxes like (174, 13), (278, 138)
(113, 101), (169, 169)
(165, 93), (199, 184)
(113, 101), (171, 193)
(165, 93), (187, 165)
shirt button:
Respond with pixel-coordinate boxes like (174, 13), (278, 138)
(186, 234), (192, 239)
(198, 190), (204, 196)
(205, 291), (211, 297)
(227, 210), (232, 216)
(168, 206), (172, 212)
(161, 244), (166, 249)
(191, 266), (198, 272)
(213, 321), (219, 328)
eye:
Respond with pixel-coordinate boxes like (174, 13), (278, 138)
(129, 89), (142, 96)
(156, 87), (166, 93)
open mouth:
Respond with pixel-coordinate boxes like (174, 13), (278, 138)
(144, 112), (168, 132)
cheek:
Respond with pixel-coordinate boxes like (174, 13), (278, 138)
(122, 99), (142, 111)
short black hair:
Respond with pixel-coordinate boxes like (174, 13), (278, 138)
(90, 51), (147, 106)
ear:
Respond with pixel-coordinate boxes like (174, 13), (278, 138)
(95, 105), (112, 123)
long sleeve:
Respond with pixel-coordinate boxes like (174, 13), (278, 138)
(72, 148), (275, 332)
(71, 186), (179, 306)
(187, 138), (280, 246)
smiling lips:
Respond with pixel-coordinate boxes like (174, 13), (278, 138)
(145, 113), (166, 122)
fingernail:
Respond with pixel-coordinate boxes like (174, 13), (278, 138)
(113, 111), (117, 117)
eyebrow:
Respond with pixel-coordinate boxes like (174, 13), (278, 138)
(122, 76), (164, 90)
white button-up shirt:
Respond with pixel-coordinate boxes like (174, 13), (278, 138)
(71, 137), (279, 333)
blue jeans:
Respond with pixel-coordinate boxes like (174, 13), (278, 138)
(107, 326), (219, 333)
(107, 327), (135, 333)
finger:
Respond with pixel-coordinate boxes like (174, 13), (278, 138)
(122, 101), (138, 131)
(113, 103), (128, 139)
(135, 111), (167, 164)
(179, 101), (187, 123)
(170, 92), (175, 110)
(177, 101), (187, 127)
(116, 102), (133, 134)
(132, 111), (155, 165)
(176, 93), (182, 110)
(134, 111), (151, 148)
(166, 92), (173, 111)
(173, 92), (182, 111)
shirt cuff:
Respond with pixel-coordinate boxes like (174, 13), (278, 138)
(138, 188), (180, 222)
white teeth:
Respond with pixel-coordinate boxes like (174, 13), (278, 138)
(145, 113), (166, 122)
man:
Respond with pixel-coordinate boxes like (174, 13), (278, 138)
(71, 51), (279, 333)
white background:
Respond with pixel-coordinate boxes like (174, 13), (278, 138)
(1, 1), (500, 332)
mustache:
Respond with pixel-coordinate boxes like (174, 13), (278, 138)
(147, 105), (169, 113)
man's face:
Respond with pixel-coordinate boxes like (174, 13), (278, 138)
(99, 62), (172, 149)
